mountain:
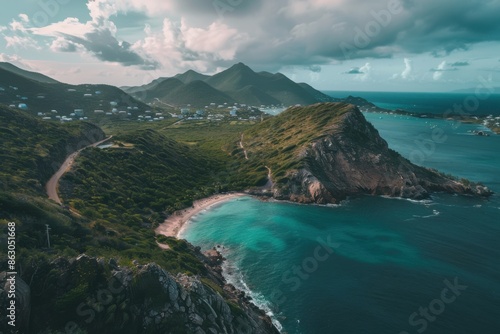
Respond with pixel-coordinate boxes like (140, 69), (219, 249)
(0, 65), (150, 117)
(229, 85), (281, 106)
(0, 62), (60, 84)
(124, 62), (335, 107)
(243, 102), (492, 203)
(125, 78), (236, 106)
(174, 69), (210, 83)
(206, 63), (326, 105)
(168, 80), (236, 106)
(132, 77), (185, 101)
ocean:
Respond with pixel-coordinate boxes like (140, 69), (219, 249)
(180, 93), (500, 334)
(325, 91), (500, 116)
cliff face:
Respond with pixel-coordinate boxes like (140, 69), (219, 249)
(244, 103), (491, 204)
(0, 254), (278, 334)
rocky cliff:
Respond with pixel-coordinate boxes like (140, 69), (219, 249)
(244, 103), (492, 204)
(0, 253), (279, 334)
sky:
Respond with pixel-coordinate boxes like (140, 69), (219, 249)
(1, 0), (500, 92)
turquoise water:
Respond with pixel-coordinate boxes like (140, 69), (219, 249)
(181, 113), (500, 333)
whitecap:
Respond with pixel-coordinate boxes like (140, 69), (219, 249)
(218, 247), (284, 332)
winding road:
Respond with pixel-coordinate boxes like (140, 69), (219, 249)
(46, 136), (112, 204)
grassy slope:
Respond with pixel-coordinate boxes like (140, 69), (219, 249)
(0, 106), (104, 193)
(0, 62), (60, 84)
(0, 108), (213, 277)
(0, 68), (150, 116)
(243, 103), (354, 182)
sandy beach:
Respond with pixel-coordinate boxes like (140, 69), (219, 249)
(155, 193), (246, 238)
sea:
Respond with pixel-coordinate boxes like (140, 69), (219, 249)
(179, 92), (500, 334)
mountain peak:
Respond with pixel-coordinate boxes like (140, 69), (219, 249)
(228, 62), (254, 72)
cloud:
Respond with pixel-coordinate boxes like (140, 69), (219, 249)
(346, 67), (363, 74)
(431, 61), (458, 80)
(345, 63), (372, 81)
(18, 14), (29, 23)
(357, 63), (372, 81)
(50, 37), (79, 52)
(30, 1), (157, 69)
(401, 58), (413, 79)
(5, 0), (500, 76)
(309, 65), (322, 73)
(1, 15), (40, 50)
(451, 61), (470, 67)
(0, 53), (28, 65)
(130, 18), (249, 74)
(180, 20), (248, 61)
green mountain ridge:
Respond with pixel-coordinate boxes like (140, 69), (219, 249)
(0, 62), (60, 84)
(124, 62), (334, 107)
(0, 66), (150, 118)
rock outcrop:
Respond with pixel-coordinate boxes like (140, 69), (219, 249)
(245, 103), (492, 204)
(0, 254), (279, 334)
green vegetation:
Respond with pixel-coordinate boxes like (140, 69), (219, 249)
(0, 102), (362, 283)
(125, 62), (334, 107)
(0, 106), (104, 194)
(0, 66), (151, 120)
(0, 106), (211, 277)
(0, 99), (366, 334)
(243, 103), (355, 182)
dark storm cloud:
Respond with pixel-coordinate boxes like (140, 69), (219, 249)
(203, 0), (500, 69)
(309, 65), (322, 73)
(430, 67), (458, 72)
(174, 0), (264, 18)
(61, 29), (158, 69)
(346, 67), (363, 74)
(451, 61), (470, 67)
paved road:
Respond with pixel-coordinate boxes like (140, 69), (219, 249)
(46, 136), (112, 204)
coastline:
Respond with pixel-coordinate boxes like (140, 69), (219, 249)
(155, 192), (247, 238)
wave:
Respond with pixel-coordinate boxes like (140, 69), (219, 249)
(216, 245), (284, 332)
(380, 195), (434, 205)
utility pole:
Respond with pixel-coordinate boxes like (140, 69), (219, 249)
(45, 224), (51, 249)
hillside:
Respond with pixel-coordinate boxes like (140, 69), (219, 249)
(0, 106), (105, 194)
(124, 62), (334, 107)
(0, 66), (150, 118)
(0, 62), (60, 84)
(0, 106), (278, 333)
(242, 103), (492, 203)
(167, 80), (236, 106)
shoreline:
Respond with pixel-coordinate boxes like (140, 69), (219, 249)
(155, 193), (247, 238)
